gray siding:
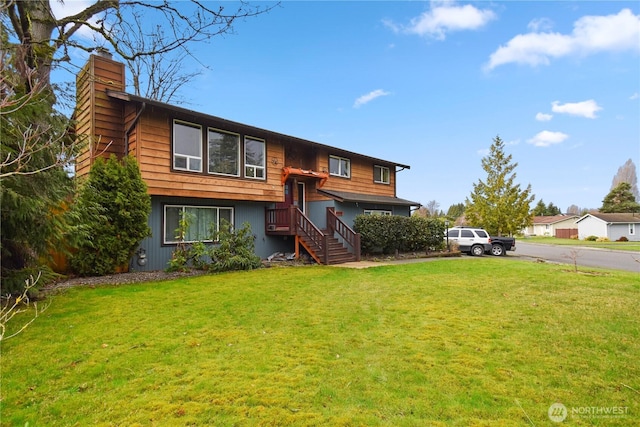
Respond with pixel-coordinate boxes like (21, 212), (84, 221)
(130, 196), (293, 271)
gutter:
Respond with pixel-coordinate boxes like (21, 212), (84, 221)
(124, 102), (146, 154)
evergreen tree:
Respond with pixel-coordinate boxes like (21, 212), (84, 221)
(0, 36), (77, 290)
(532, 200), (547, 216)
(71, 156), (151, 276)
(611, 159), (639, 201)
(446, 203), (465, 219)
(600, 182), (640, 213)
(465, 135), (534, 236)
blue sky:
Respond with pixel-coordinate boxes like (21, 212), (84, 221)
(56, 1), (640, 212)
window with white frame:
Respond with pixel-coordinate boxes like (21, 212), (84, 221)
(208, 128), (240, 176)
(164, 205), (234, 244)
(363, 209), (392, 216)
(630, 223), (635, 235)
(173, 121), (202, 172)
(374, 165), (390, 184)
(244, 136), (265, 179)
(329, 155), (350, 178)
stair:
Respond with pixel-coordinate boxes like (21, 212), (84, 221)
(299, 231), (357, 265)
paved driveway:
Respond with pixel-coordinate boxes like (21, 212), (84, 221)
(512, 242), (640, 273)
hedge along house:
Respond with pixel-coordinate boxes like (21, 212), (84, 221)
(74, 54), (420, 271)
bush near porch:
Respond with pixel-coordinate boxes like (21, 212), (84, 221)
(354, 214), (445, 255)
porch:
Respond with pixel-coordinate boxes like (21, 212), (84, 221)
(265, 206), (361, 265)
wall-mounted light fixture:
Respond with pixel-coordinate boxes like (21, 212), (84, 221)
(136, 247), (147, 266)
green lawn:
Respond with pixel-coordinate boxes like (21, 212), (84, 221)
(523, 236), (640, 252)
(2, 259), (639, 426)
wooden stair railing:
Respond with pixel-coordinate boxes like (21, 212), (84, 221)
(326, 207), (361, 262)
(293, 207), (327, 264)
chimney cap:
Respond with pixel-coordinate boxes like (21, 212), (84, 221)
(95, 47), (112, 59)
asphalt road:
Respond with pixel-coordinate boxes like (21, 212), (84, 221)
(510, 242), (640, 273)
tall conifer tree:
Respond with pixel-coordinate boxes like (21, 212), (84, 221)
(465, 136), (534, 236)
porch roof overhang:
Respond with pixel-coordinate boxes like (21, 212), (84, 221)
(318, 189), (421, 207)
(282, 167), (329, 187)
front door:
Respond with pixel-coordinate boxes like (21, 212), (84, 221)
(297, 182), (306, 214)
(277, 179), (294, 209)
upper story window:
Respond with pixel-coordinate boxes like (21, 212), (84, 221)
(329, 155), (350, 178)
(245, 136), (265, 179)
(374, 165), (390, 184)
(173, 120), (202, 172)
(208, 128), (240, 176)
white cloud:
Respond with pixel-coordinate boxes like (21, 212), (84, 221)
(630, 93), (639, 100)
(551, 100), (602, 119)
(527, 130), (569, 147)
(353, 89), (390, 108)
(385, 1), (496, 40)
(527, 18), (554, 33)
(536, 112), (553, 121)
(485, 8), (640, 70)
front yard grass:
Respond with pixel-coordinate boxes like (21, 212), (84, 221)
(523, 236), (640, 252)
(2, 258), (639, 426)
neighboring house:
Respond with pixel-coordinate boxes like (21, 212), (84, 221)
(74, 54), (420, 271)
(523, 215), (579, 237)
(576, 213), (640, 242)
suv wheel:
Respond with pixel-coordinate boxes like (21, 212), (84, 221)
(471, 245), (484, 256)
(491, 244), (504, 256)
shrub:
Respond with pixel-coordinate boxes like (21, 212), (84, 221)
(596, 237), (610, 242)
(70, 155), (151, 276)
(570, 234), (579, 240)
(584, 235), (598, 241)
(167, 220), (262, 273)
(617, 236), (629, 242)
(354, 215), (444, 255)
(208, 221), (262, 272)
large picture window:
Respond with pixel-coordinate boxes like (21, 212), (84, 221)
(173, 121), (202, 172)
(164, 205), (234, 244)
(208, 128), (240, 176)
(244, 136), (265, 179)
(374, 165), (390, 184)
(329, 155), (350, 178)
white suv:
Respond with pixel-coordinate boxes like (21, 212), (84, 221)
(446, 227), (492, 256)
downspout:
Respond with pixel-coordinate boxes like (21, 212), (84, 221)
(124, 102), (146, 155)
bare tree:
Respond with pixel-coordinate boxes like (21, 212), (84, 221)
(611, 159), (639, 201)
(566, 204), (581, 215)
(0, 273), (50, 341)
(424, 200), (440, 217)
(116, 13), (205, 104)
(3, 1), (278, 94)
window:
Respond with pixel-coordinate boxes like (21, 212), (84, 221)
(374, 165), (390, 184)
(461, 230), (474, 238)
(173, 121), (202, 172)
(244, 136), (265, 179)
(329, 155), (350, 178)
(208, 128), (240, 176)
(364, 209), (392, 216)
(447, 229), (459, 238)
(630, 223), (635, 236)
(164, 205), (234, 244)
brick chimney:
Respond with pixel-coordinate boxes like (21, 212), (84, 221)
(74, 53), (126, 177)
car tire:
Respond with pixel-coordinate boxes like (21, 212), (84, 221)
(471, 245), (484, 256)
(491, 244), (505, 256)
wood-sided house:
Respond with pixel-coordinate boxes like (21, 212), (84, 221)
(74, 54), (420, 271)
